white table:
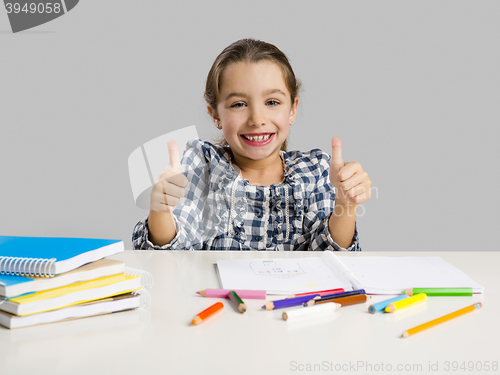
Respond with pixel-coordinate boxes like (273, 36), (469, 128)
(1, 251), (498, 375)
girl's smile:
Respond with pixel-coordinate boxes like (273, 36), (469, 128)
(240, 132), (274, 146)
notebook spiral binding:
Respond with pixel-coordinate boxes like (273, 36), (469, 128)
(132, 289), (151, 309)
(124, 268), (153, 309)
(124, 267), (154, 290)
(0, 256), (56, 277)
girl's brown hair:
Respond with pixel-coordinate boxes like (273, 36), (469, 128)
(204, 38), (301, 152)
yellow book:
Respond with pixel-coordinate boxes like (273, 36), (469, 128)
(0, 273), (142, 316)
(0, 258), (126, 298)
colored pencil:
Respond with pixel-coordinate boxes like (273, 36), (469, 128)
(283, 302), (341, 321)
(286, 288), (345, 298)
(262, 294), (321, 310)
(403, 288), (473, 297)
(305, 294), (370, 307)
(228, 291), (247, 313)
(385, 293), (427, 313)
(197, 289), (266, 299)
(192, 302), (224, 325)
(402, 303), (482, 337)
(368, 295), (409, 314)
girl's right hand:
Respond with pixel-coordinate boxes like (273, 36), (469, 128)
(150, 140), (189, 213)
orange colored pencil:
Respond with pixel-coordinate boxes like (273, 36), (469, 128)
(305, 294), (370, 307)
(402, 303), (482, 337)
(192, 302), (224, 325)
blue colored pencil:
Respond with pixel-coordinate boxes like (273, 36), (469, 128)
(368, 295), (409, 314)
(262, 294), (321, 310)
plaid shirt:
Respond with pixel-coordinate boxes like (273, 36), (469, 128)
(132, 139), (361, 251)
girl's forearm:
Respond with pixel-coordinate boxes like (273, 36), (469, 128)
(147, 210), (177, 247)
(328, 201), (358, 249)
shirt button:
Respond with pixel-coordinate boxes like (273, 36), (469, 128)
(255, 236), (262, 241)
(256, 190), (262, 197)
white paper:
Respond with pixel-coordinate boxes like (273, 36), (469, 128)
(216, 256), (351, 295)
(216, 254), (484, 295)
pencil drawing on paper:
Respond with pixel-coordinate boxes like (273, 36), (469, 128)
(249, 260), (305, 280)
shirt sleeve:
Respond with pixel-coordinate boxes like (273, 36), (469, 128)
(294, 150), (361, 252)
(132, 140), (210, 250)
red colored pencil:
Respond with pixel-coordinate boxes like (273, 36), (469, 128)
(286, 288), (345, 299)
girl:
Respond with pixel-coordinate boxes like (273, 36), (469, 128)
(133, 38), (371, 251)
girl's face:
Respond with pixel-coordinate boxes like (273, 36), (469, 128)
(211, 61), (298, 163)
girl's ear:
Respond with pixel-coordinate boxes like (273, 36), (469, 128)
(207, 105), (221, 129)
(289, 97), (299, 125)
(207, 105), (217, 120)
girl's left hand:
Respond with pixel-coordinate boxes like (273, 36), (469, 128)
(329, 136), (372, 206)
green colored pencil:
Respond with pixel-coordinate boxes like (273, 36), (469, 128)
(228, 291), (247, 313)
(402, 288), (473, 297)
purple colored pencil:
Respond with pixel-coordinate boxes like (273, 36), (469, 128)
(262, 294), (321, 310)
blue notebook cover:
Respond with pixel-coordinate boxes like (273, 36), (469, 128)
(0, 236), (122, 260)
(0, 235), (124, 276)
(0, 273), (33, 287)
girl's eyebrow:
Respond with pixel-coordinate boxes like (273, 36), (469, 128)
(263, 88), (287, 97)
(224, 88), (287, 101)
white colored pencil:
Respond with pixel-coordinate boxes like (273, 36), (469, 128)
(282, 302), (341, 321)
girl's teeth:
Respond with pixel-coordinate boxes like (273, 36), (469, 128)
(245, 134), (270, 141)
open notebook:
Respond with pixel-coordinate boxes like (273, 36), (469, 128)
(216, 251), (484, 295)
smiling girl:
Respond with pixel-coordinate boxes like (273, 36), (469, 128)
(132, 38), (371, 250)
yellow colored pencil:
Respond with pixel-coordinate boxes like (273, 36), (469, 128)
(402, 303), (482, 337)
(385, 293), (427, 313)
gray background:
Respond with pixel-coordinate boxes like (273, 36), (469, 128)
(1, 1), (498, 251)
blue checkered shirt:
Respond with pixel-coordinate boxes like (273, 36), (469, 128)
(132, 139), (361, 251)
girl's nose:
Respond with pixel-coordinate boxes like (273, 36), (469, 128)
(248, 106), (267, 127)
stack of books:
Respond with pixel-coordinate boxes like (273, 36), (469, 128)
(0, 235), (149, 329)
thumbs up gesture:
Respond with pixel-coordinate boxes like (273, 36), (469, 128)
(150, 140), (189, 213)
(329, 137), (371, 206)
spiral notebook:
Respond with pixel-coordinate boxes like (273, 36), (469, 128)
(0, 293), (141, 329)
(0, 235), (124, 277)
(216, 251), (484, 295)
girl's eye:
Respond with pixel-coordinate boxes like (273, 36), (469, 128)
(230, 102), (245, 108)
(267, 100), (280, 106)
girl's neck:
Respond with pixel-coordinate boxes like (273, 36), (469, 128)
(229, 150), (285, 187)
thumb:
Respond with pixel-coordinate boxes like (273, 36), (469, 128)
(167, 140), (181, 168)
(330, 136), (344, 170)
